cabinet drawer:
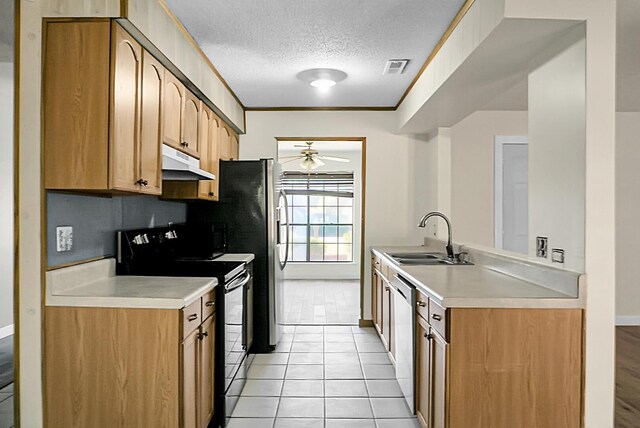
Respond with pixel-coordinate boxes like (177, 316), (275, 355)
(429, 299), (448, 340)
(202, 289), (216, 320)
(416, 290), (429, 322)
(182, 298), (202, 338)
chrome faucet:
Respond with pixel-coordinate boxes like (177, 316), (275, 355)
(418, 212), (454, 259)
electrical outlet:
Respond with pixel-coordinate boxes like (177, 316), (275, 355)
(552, 248), (565, 263)
(536, 236), (548, 258)
(56, 226), (73, 252)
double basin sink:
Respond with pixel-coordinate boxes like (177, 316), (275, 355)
(387, 252), (473, 266)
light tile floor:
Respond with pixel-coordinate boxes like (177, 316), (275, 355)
(0, 383), (14, 428)
(227, 325), (419, 428)
(284, 281), (360, 325)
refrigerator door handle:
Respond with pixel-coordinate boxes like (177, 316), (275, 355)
(279, 190), (289, 270)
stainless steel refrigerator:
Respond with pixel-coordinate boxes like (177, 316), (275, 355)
(188, 159), (289, 352)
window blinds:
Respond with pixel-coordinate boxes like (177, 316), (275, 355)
(281, 171), (354, 198)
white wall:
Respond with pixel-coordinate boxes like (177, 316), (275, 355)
(528, 30), (586, 272)
(616, 112), (640, 324)
(450, 111), (528, 247)
(278, 147), (362, 280)
(240, 111), (429, 320)
(0, 62), (13, 334)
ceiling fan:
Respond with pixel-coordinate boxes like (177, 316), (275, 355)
(279, 142), (350, 170)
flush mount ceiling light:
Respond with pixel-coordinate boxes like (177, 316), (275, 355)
(297, 68), (348, 92)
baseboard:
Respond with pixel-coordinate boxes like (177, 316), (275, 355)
(616, 316), (640, 326)
(0, 324), (14, 340)
(358, 319), (374, 328)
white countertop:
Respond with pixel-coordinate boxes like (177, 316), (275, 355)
(372, 246), (584, 309)
(46, 258), (218, 309)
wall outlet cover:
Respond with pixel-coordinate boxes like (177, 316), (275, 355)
(552, 248), (565, 263)
(56, 226), (73, 252)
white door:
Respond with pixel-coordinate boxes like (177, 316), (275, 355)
(495, 139), (528, 254)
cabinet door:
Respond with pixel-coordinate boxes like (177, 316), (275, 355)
(182, 329), (199, 428)
(197, 105), (213, 199)
(416, 317), (431, 428)
(209, 116), (221, 201)
(382, 281), (391, 351)
(372, 269), (380, 333)
(163, 72), (184, 150)
(199, 316), (215, 428)
(138, 50), (163, 195)
(376, 271), (384, 335)
(110, 23), (141, 193)
(219, 125), (231, 160)
(389, 286), (395, 358)
(230, 132), (239, 160)
(431, 329), (448, 428)
(182, 90), (200, 158)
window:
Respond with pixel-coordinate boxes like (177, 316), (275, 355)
(282, 172), (354, 262)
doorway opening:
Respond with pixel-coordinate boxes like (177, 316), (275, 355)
(494, 136), (528, 255)
(276, 138), (365, 326)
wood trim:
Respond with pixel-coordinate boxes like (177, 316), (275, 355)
(46, 256), (111, 272)
(13, 1), (20, 426)
(157, 0), (245, 110)
(120, 0), (128, 19)
(394, 0), (476, 109)
(246, 106), (395, 112)
(358, 319), (374, 328)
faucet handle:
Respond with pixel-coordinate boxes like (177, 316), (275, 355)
(457, 251), (470, 263)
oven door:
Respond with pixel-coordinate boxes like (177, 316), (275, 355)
(224, 269), (251, 391)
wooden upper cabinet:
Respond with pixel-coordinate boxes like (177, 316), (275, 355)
(163, 72), (184, 151)
(44, 20), (111, 190)
(138, 51), (164, 195)
(197, 104), (211, 200)
(182, 89), (201, 158)
(209, 115), (221, 201)
(44, 21), (162, 195)
(219, 124), (231, 161)
(230, 132), (239, 161)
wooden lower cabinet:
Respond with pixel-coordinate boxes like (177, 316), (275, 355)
(45, 297), (216, 428)
(381, 279), (391, 350)
(415, 308), (583, 428)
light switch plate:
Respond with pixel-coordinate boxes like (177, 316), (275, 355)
(56, 226), (73, 252)
(536, 236), (548, 258)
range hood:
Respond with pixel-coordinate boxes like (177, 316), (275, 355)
(161, 144), (215, 181)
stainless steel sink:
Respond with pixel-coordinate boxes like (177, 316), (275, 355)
(386, 252), (473, 266)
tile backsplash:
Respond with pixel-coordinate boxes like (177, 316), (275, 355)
(47, 192), (187, 267)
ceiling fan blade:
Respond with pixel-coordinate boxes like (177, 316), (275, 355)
(317, 155), (350, 163)
(281, 158), (302, 164)
(279, 155), (304, 160)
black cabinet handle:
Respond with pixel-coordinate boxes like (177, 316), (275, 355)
(432, 314), (442, 321)
(417, 301), (426, 308)
(187, 314), (198, 322)
(205, 301), (214, 307)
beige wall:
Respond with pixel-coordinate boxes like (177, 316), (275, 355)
(450, 111), (528, 247)
(616, 112), (640, 324)
(240, 111), (430, 319)
(528, 28), (586, 272)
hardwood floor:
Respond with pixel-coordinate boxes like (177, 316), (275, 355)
(616, 326), (640, 428)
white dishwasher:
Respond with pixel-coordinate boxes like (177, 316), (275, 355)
(390, 273), (417, 413)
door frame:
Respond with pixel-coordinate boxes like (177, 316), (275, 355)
(493, 136), (528, 250)
(274, 136), (367, 325)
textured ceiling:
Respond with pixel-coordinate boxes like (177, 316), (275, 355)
(164, 0), (466, 108)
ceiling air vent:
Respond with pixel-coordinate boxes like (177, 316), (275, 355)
(383, 59), (409, 75)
